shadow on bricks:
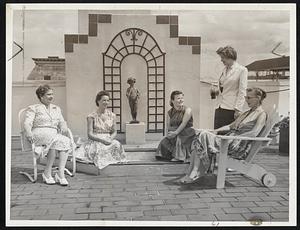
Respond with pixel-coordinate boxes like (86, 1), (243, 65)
(163, 174), (235, 190)
(11, 167), (44, 184)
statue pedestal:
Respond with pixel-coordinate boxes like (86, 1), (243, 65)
(125, 122), (146, 145)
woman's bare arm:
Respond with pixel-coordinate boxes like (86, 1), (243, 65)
(110, 115), (118, 140)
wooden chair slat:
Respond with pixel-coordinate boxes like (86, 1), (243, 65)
(216, 105), (280, 188)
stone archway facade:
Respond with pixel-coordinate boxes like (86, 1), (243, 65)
(64, 12), (205, 139)
(103, 28), (165, 133)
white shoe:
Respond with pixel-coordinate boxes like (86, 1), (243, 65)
(42, 173), (55, 185)
(54, 173), (69, 186)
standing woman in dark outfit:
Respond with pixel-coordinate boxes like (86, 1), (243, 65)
(213, 46), (248, 132)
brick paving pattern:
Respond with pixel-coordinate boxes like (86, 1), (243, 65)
(10, 138), (289, 222)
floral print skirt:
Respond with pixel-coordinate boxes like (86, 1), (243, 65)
(75, 134), (126, 169)
(191, 130), (252, 173)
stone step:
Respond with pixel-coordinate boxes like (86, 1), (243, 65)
(39, 153), (187, 176)
(11, 136), (280, 154)
(11, 136), (159, 152)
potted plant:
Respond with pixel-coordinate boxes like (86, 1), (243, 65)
(277, 115), (289, 155)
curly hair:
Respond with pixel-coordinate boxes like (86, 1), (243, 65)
(169, 90), (183, 107)
(95, 91), (110, 106)
(216, 46), (237, 60)
(247, 87), (267, 104)
(36, 84), (52, 100)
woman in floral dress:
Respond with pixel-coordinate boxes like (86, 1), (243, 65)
(24, 85), (72, 186)
(75, 91), (126, 169)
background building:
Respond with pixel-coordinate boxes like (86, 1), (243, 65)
(27, 56), (65, 80)
(246, 56), (289, 81)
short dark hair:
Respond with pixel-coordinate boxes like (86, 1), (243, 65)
(36, 84), (52, 100)
(95, 91), (110, 106)
(216, 46), (237, 60)
(247, 87), (267, 103)
(169, 90), (183, 107)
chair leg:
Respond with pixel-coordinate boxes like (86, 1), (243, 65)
(72, 160), (76, 176)
(216, 139), (229, 189)
(72, 148), (76, 175)
(19, 171), (36, 183)
(33, 154), (38, 182)
(243, 164), (276, 187)
(19, 153), (39, 183)
(227, 158), (277, 187)
(64, 168), (73, 177)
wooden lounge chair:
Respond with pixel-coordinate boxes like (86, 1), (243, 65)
(215, 106), (280, 189)
(18, 107), (77, 182)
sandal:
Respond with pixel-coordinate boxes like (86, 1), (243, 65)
(180, 173), (201, 184)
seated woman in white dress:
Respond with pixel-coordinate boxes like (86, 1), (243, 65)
(24, 85), (73, 186)
(179, 87), (268, 184)
(75, 91), (126, 169)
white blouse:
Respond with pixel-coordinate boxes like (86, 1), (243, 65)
(23, 103), (66, 134)
(217, 62), (248, 112)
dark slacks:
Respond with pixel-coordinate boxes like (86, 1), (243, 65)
(214, 107), (235, 129)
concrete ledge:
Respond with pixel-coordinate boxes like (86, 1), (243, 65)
(11, 136), (281, 154)
(12, 80), (66, 87)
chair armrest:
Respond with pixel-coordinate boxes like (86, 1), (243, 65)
(216, 135), (272, 142)
(194, 128), (207, 132)
(194, 128), (213, 135)
(66, 128), (74, 140)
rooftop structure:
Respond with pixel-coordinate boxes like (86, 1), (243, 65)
(246, 56), (289, 80)
(27, 56), (65, 80)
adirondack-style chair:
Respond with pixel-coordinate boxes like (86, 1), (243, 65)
(215, 106), (280, 189)
(18, 107), (77, 182)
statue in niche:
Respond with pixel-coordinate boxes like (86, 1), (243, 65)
(126, 77), (140, 124)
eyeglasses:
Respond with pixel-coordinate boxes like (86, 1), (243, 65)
(244, 96), (258, 100)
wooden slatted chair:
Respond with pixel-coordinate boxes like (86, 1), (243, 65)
(215, 106), (280, 189)
(18, 107), (77, 182)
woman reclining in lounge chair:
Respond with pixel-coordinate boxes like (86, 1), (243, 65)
(179, 87), (267, 184)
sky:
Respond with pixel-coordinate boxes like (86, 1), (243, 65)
(11, 8), (290, 82)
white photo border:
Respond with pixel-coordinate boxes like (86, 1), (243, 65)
(6, 3), (297, 227)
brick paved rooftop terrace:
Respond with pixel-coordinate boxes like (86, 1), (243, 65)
(9, 137), (290, 225)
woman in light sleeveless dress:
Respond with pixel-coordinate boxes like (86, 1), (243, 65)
(75, 91), (126, 169)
